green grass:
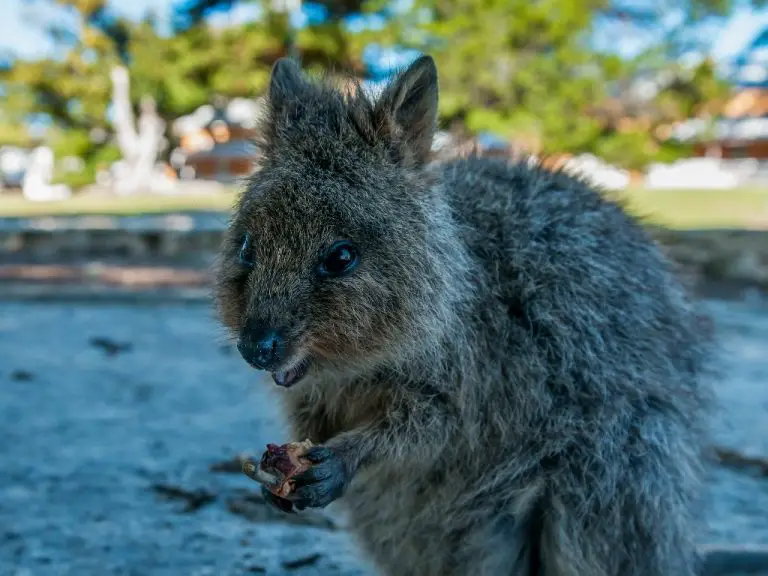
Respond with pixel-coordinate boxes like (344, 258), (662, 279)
(1, 187), (767, 230)
(615, 187), (768, 230)
(0, 191), (239, 218)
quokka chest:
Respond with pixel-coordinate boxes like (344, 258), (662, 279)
(286, 384), (389, 443)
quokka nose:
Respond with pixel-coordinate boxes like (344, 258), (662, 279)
(237, 327), (285, 370)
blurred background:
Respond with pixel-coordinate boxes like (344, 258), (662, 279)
(1, 1), (767, 575)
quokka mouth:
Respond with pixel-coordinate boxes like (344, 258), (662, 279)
(271, 358), (311, 388)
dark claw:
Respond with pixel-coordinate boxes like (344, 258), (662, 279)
(303, 446), (336, 464)
(291, 463), (333, 484)
(260, 484), (295, 514)
(289, 446), (349, 510)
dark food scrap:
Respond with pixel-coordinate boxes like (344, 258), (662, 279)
(10, 370), (34, 382)
(151, 483), (216, 513)
(89, 336), (133, 357)
(242, 439), (314, 498)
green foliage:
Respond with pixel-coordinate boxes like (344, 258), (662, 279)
(0, 0), (127, 189)
(47, 127), (121, 187)
(0, 0), (764, 184)
(360, 0), (748, 168)
(0, 85), (37, 147)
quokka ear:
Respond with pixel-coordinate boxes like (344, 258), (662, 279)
(377, 54), (439, 165)
(268, 58), (307, 110)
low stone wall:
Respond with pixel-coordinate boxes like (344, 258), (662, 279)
(653, 228), (768, 292)
(1, 219), (768, 293)
(0, 228), (223, 267)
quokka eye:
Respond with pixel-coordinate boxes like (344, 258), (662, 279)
(317, 240), (360, 278)
(238, 233), (255, 267)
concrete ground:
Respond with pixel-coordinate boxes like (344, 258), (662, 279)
(1, 298), (767, 575)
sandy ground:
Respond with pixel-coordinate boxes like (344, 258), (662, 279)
(0, 298), (767, 575)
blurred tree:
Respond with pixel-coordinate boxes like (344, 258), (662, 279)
(165, 0), (765, 168)
(174, 0), (365, 26)
(0, 86), (37, 148)
(352, 0), (765, 168)
(0, 0), (130, 185)
(0, 0), (364, 144)
(0, 0), (764, 183)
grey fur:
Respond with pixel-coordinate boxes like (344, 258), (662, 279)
(213, 55), (715, 576)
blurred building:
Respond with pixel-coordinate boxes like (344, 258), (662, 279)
(171, 97), (263, 183)
(693, 89), (768, 159)
(648, 27), (768, 187)
(669, 28), (768, 161)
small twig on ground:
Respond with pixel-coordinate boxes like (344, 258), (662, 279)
(89, 336), (133, 357)
(151, 483), (216, 513)
(282, 553), (322, 570)
(710, 446), (768, 477)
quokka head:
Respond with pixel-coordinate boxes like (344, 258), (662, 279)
(214, 54), (463, 388)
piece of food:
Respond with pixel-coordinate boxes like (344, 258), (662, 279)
(242, 439), (314, 498)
